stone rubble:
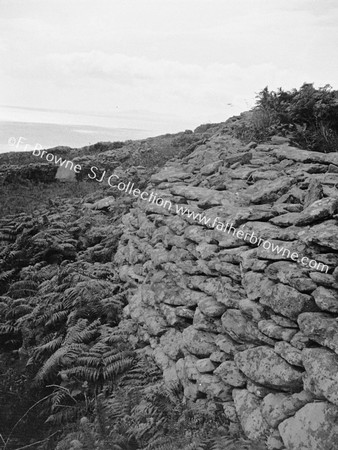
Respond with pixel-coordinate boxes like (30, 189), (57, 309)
(113, 130), (338, 449)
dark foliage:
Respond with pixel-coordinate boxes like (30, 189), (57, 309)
(234, 83), (338, 152)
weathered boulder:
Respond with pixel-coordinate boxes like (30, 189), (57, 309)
(232, 389), (270, 441)
(200, 160), (223, 175)
(214, 361), (246, 387)
(150, 168), (191, 184)
(260, 281), (317, 319)
(242, 271), (265, 300)
(298, 220), (338, 251)
(265, 261), (316, 293)
(258, 320), (297, 341)
(197, 296), (226, 317)
(181, 326), (217, 357)
(271, 197), (338, 227)
(298, 312), (338, 353)
(272, 144), (338, 166)
(171, 185), (238, 207)
(296, 197), (338, 224)
(248, 177), (293, 204)
(278, 402), (338, 450)
(274, 341), (303, 367)
(193, 307), (220, 332)
(234, 346), (303, 390)
(302, 347), (338, 405)
(312, 286), (338, 313)
(196, 358), (215, 373)
(159, 329), (183, 360)
(221, 309), (274, 345)
(197, 374), (232, 400)
(261, 390), (313, 428)
(303, 178), (323, 208)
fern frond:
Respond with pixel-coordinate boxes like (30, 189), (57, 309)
(34, 343), (86, 384)
(64, 365), (102, 382)
(7, 280), (38, 299)
(0, 227), (17, 242)
(5, 302), (32, 320)
(64, 319), (100, 345)
(0, 268), (16, 283)
(103, 357), (135, 381)
(46, 404), (84, 425)
(50, 387), (76, 412)
(0, 323), (20, 335)
(63, 280), (117, 309)
(33, 335), (64, 359)
(45, 309), (68, 328)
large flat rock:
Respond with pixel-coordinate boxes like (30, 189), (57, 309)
(302, 347), (338, 404)
(273, 145), (338, 166)
(234, 346), (303, 389)
(279, 402), (338, 450)
(298, 312), (338, 353)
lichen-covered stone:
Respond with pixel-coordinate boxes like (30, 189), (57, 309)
(197, 374), (232, 400)
(261, 391), (313, 428)
(196, 358), (216, 373)
(312, 286), (338, 313)
(182, 326), (217, 357)
(274, 341), (303, 367)
(214, 361), (246, 387)
(197, 296), (226, 317)
(234, 346), (303, 390)
(260, 282), (317, 319)
(298, 312), (338, 353)
(232, 389), (270, 441)
(221, 309), (274, 345)
(159, 329), (183, 360)
(302, 347), (338, 405)
(278, 402), (338, 450)
(258, 320), (297, 341)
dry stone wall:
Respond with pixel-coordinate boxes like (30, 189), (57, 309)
(114, 131), (338, 450)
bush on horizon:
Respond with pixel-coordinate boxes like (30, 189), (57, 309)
(235, 83), (338, 152)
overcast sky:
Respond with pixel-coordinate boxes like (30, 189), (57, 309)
(1, 0), (338, 139)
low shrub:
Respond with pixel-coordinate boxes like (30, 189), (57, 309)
(235, 83), (338, 152)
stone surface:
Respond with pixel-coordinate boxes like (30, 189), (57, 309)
(274, 341), (303, 367)
(271, 197), (338, 228)
(258, 320), (297, 341)
(249, 177), (293, 204)
(302, 347), (338, 405)
(298, 220), (338, 251)
(196, 358), (216, 373)
(232, 389), (270, 441)
(214, 361), (246, 387)
(261, 390), (312, 428)
(278, 402), (338, 450)
(197, 374), (232, 400)
(234, 346), (303, 390)
(159, 329), (183, 360)
(303, 178), (323, 208)
(104, 121), (338, 448)
(197, 296), (226, 317)
(260, 281), (317, 319)
(265, 261), (317, 293)
(312, 286), (338, 313)
(298, 312), (338, 353)
(181, 326), (217, 357)
(221, 309), (274, 345)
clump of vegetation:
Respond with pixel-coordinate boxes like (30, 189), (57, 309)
(0, 205), (260, 450)
(0, 180), (102, 219)
(234, 83), (338, 152)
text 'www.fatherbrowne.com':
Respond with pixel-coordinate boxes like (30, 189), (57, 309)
(8, 136), (329, 274)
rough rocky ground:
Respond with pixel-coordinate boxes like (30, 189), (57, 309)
(114, 128), (338, 449)
(1, 113), (338, 449)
